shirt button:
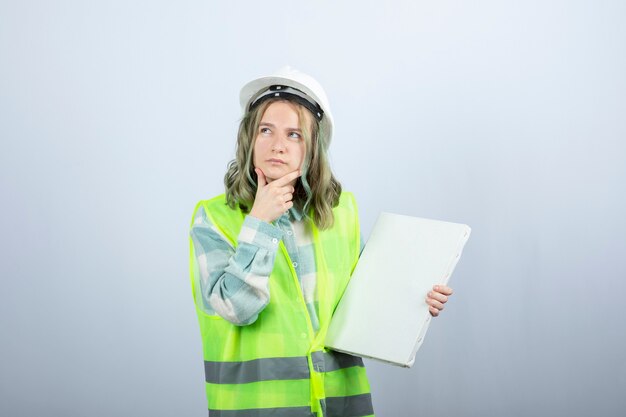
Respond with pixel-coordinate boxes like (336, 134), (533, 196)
(300, 332), (307, 339)
(272, 238), (278, 244)
(287, 230), (293, 236)
(292, 262), (298, 268)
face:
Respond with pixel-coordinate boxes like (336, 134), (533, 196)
(253, 100), (308, 185)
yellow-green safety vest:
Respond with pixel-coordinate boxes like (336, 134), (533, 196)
(189, 192), (374, 417)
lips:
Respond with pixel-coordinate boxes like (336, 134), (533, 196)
(267, 158), (286, 164)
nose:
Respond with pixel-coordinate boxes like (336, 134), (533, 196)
(271, 135), (287, 152)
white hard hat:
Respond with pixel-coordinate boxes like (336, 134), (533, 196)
(239, 66), (334, 148)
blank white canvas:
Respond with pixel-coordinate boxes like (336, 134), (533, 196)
(325, 212), (471, 367)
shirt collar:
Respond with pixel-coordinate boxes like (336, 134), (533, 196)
(288, 206), (304, 222)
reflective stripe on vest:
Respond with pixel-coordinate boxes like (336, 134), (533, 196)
(311, 350), (364, 372)
(204, 356), (309, 384)
(323, 394), (375, 417)
(190, 193), (373, 416)
(205, 351), (365, 384)
(208, 394), (374, 417)
(208, 406), (315, 417)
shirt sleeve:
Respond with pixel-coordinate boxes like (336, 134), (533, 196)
(189, 205), (283, 325)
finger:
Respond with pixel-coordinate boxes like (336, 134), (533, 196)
(268, 185), (294, 201)
(434, 285), (453, 296)
(255, 168), (267, 188)
(428, 291), (448, 304)
(426, 297), (445, 311)
(272, 184), (296, 196)
(271, 169), (301, 187)
(429, 306), (439, 317)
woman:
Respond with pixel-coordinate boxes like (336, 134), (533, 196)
(189, 66), (453, 417)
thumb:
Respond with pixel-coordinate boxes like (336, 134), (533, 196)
(255, 168), (267, 188)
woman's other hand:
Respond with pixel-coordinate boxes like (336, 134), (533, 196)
(426, 285), (453, 317)
(249, 168), (301, 223)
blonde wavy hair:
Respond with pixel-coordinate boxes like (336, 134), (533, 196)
(224, 98), (342, 230)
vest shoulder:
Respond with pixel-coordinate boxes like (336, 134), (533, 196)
(191, 194), (245, 241)
(190, 194), (241, 226)
(330, 192), (359, 233)
(337, 191), (358, 211)
(202, 193), (228, 208)
(192, 194), (235, 213)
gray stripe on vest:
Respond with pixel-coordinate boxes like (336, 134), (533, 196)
(325, 393), (374, 417)
(208, 406), (314, 417)
(204, 356), (310, 384)
(311, 350), (365, 373)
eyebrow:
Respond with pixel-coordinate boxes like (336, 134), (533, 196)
(259, 122), (302, 132)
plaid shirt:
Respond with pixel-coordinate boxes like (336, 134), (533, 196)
(190, 204), (327, 330)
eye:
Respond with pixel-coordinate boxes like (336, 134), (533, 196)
(260, 127), (271, 134)
(288, 131), (302, 140)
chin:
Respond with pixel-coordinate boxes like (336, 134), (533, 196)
(264, 165), (290, 176)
